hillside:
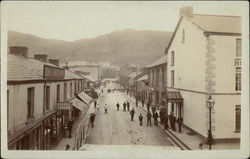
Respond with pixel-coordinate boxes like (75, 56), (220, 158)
(8, 29), (172, 66)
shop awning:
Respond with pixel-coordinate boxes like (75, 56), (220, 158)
(71, 98), (89, 112)
(167, 91), (183, 103)
(77, 91), (93, 104)
(136, 74), (148, 82)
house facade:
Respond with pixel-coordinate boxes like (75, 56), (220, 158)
(7, 46), (93, 150)
(165, 7), (241, 141)
(147, 55), (168, 109)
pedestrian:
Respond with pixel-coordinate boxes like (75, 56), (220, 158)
(136, 99), (138, 107)
(104, 104), (108, 114)
(177, 117), (183, 133)
(90, 113), (96, 128)
(164, 114), (169, 130)
(172, 115), (176, 131)
(139, 113), (143, 126)
(123, 102), (126, 111)
(97, 104), (100, 112)
(130, 108), (135, 121)
(116, 102), (120, 111)
(147, 101), (150, 112)
(159, 108), (164, 124)
(141, 99), (144, 107)
(127, 101), (130, 111)
(169, 113), (173, 129)
(146, 111), (152, 126)
(94, 100), (97, 108)
(65, 144), (70, 150)
(153, 111), (159, 126)
(68, 119), (73, 138)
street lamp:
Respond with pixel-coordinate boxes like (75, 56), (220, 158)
(206, 95), (215, 150)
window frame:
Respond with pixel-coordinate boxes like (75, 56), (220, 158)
(235, 67), (241, 91)
(171, 51), (175, 66)
(236, 38), (242, 57)
(235, 105), (241, 133)
(27, 87), (35, 119)
(45, 86), (50, 111)
(171, 70), (174, 87)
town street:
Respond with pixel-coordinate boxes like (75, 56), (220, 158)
(85, 82), (173, 146)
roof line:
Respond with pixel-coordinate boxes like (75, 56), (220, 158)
(165, 16), (183, 54)
(192, 14), (241, 18)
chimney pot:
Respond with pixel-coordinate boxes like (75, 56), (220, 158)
(180, 6), (193, 17)
(9, 46), (28, 57)
(34, 54), (48, 62)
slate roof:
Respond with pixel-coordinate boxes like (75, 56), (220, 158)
(186, 14), (241, 34)
(8, 53), (85, 81)
(8, 54), (56, 81)
(81, 74), (97, 82)
(147, 55), (167, 68)
(62, 61), (99, 67)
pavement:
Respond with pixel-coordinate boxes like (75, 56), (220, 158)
(53, 99), (96, 150)
(125, 93), (240, 150)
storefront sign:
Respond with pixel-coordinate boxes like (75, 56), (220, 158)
(44, 65), (65, 80)
(55, 102), (72, 110)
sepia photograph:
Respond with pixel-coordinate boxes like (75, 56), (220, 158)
(1, 1), (249, 159)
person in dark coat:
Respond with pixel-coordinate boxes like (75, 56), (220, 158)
(164, 114), (169, 129)
(153, 112), (159, 126)
(147, 112), (152, 126)
(94, 100), (97, 108)
(127, 101), (130, 111)
(172, 115), (176, 131)
(90, 113), (96, 128)
(139, 113), (143, 126)
(116, 102), (120, 111)
(159, 108), (164, 124)
(65, 144), (70, 150)
(177, 117), (183, 133)
(130, 108), (135, 121)
(123, 102), (126, 111)
(141, 99), (144, 107)
(68, 119), (73, 138)
(147, 102), (150, 112)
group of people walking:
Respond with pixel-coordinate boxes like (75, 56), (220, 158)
(116, 101), (131, 111)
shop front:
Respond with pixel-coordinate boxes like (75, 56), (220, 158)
(8, 110), (57, 150)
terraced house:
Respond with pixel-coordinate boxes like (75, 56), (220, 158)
(165, 7), (241, 143)
(7, 46), (93, 150)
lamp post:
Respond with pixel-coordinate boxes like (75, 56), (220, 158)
(206, 95), (215, 150)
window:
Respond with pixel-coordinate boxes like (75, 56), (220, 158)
(64, 83), (67, 101)
(70, 82), (72, 98)
(235, 105), (241, 132)
(56, 84), (60, 103)
(236, 39), (242, 57)
(171, 51), (175, 66)
(74, 82), (77, 94)
(171, 70), (174, 87)
(27, 87), (35, 118)
(7, 90), (9, 131)
(182, 29), (185, 43)
(235, 67), (241, 91)
(45, 86), (50, 110)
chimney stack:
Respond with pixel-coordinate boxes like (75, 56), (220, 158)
(49, 59), (59, 66)
(180, 6), (193, 17)
(34, 54), (48, 62)
(9, 46), (28, 57)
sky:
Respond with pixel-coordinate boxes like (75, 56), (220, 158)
(4, 1), (247, 41)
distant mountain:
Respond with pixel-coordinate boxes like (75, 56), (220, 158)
(8, 29), (172, 66)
